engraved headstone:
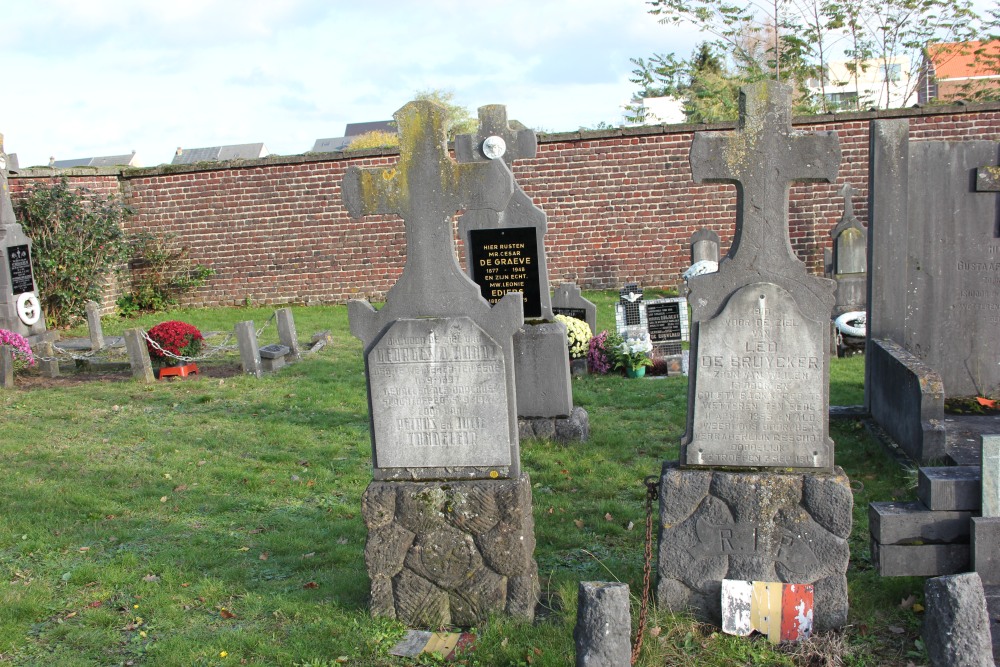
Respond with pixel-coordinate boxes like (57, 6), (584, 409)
(645, 296), (688, 357)
(973, 435), (1000, 585)
(658, 82), (851, 632)
(344, 100), (538, 624)
(552, 283), (597, 336)
(0, 134), (46, 342)
(866, 120), (1000, 461)
(681, 82), (839, 471)
(455, 106), (574, 423)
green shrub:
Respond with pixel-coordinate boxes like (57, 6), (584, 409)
(116, 231), (214, 317)
(13, 177), (131, 327)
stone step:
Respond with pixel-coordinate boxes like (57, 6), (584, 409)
(869, 501), (972, 545)
(918, 466), (981, 511)
(871, 539), (969, 577)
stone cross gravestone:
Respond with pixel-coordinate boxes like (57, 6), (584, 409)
(828, 184), (867, 316)
(454, 106), (574, 423)
(615, 283), (647, 341)
(455, 105), (551, 321)
(344, 100), (538, 625)
(0, 134), (46, 342)
(658, 81), (852, 633)
(552, 282), (597, 336)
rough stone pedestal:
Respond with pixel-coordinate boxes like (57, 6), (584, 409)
(574, 581), (631, 667)
(519, 406), (590, 443)
(362, 474), (538, 627)
(657, 462), (852, 631)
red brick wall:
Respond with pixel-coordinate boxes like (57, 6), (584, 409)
(10, 102), (1000, 308)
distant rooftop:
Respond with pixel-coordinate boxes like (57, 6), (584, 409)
(51, 151), (140, 168)
(172, 143), (268, 165)
(928, 40), (1000, 80)
(311, 120), (395, 153)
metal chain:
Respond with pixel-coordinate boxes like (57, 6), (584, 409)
(140, 329), (237, 363)
(631, 475), (659, 665)
(255, 312), (276, 339)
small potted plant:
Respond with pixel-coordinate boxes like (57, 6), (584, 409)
(615, 332), (654, 378)
(555, 314), (592, 376)
(146, 320), (203, 378)
(587, 329), (622, 375)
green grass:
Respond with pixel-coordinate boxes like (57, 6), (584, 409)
(0, 297), (926, 665)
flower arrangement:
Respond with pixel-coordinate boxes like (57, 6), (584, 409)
(146, 321), (203, 366)
(587, 329), (622, 374)
(0, 329), (35, 371)
(615, 332), (654, 373)
(555, 314), (592, 360)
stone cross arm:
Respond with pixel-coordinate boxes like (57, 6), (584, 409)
(690, 130), (839, 185)
(455, 104), (537, 165)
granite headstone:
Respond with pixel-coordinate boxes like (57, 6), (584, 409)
(552, 283), (597, 336)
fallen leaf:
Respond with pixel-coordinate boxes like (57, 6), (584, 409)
(303, 581), (319, 589)
(547, 507), (554, 514)
(220, 608), (237, 619)
(198, 460), (207, 466)
(573, 519), (584, 529)
(888, 626), (905, 634)
(159, 496), (168, 503)
(297, 460), (310, 467)
(899, 595), (917, 610)
(259, 552), (269, 561)
(249, 528), (265, 534)
(649, 626), (662, 637)
(78, 547), (90, 552)
(64, 611), (77, 619)
(290, 475), (300, 482)
(181, 583), (190, 587)
(604, 513), (613, 521)
(142, 574), (160, 583)
(337, 537), (348, 545)
(302, 552), (315, 559)
(913, 603), (924, 613)
(173, 485), (188, 492)
(626, 521), (635, 531)
(163, 473), (172, 480)
(87, 600), (103, 608)
(237, 546), (250, 552)
(306, 480), (315, 487)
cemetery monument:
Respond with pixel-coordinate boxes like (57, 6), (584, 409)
(867, 119), (1000, 462)
(344, 100), (538, 626)
(0, 134), (46, 342)
(657, 82), (853, 631)
(454, 106), (586, 439)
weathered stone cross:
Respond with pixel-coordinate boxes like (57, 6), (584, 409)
(687, 81), (840, 320)
(343, 100), (519, 347)
(691, 82), (839, 269)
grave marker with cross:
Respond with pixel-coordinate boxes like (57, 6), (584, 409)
(0, 134), (46, 341)
(454, 105), (553, 320)
(344, 99), (525, 481)
(681, 81), (840, 470)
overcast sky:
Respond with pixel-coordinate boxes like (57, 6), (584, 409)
(4, 0), (691, 168)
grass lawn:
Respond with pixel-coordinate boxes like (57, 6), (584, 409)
(0, 294), (926, 666)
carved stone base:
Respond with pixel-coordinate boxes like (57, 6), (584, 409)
(518, 406), (589, 442)
(362, 474), (538, 627)
(657, 461), (852, 631)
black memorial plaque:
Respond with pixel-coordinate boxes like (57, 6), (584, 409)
(469, 226), (541, 318)
(553, 306), (587, 322)
(646, 299), (684, 356)
(7, 245), (34, 296)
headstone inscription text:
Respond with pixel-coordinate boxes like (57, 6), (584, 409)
(469, 226), (540, 317)
(646, 297), (688, 356)
(691, 284), (826, 467)
(6, 245), (33, 295)
(369, 318), (511, 469)
(552, 307), (588, 322)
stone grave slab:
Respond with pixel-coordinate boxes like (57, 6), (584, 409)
(918, 466), (981, 511)
(871, 541), (970, 577)
(869, 501), (972, 545)
(867, 120), (1000, 405)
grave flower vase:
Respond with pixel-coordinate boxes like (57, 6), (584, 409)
(625, 366), (646, 379)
